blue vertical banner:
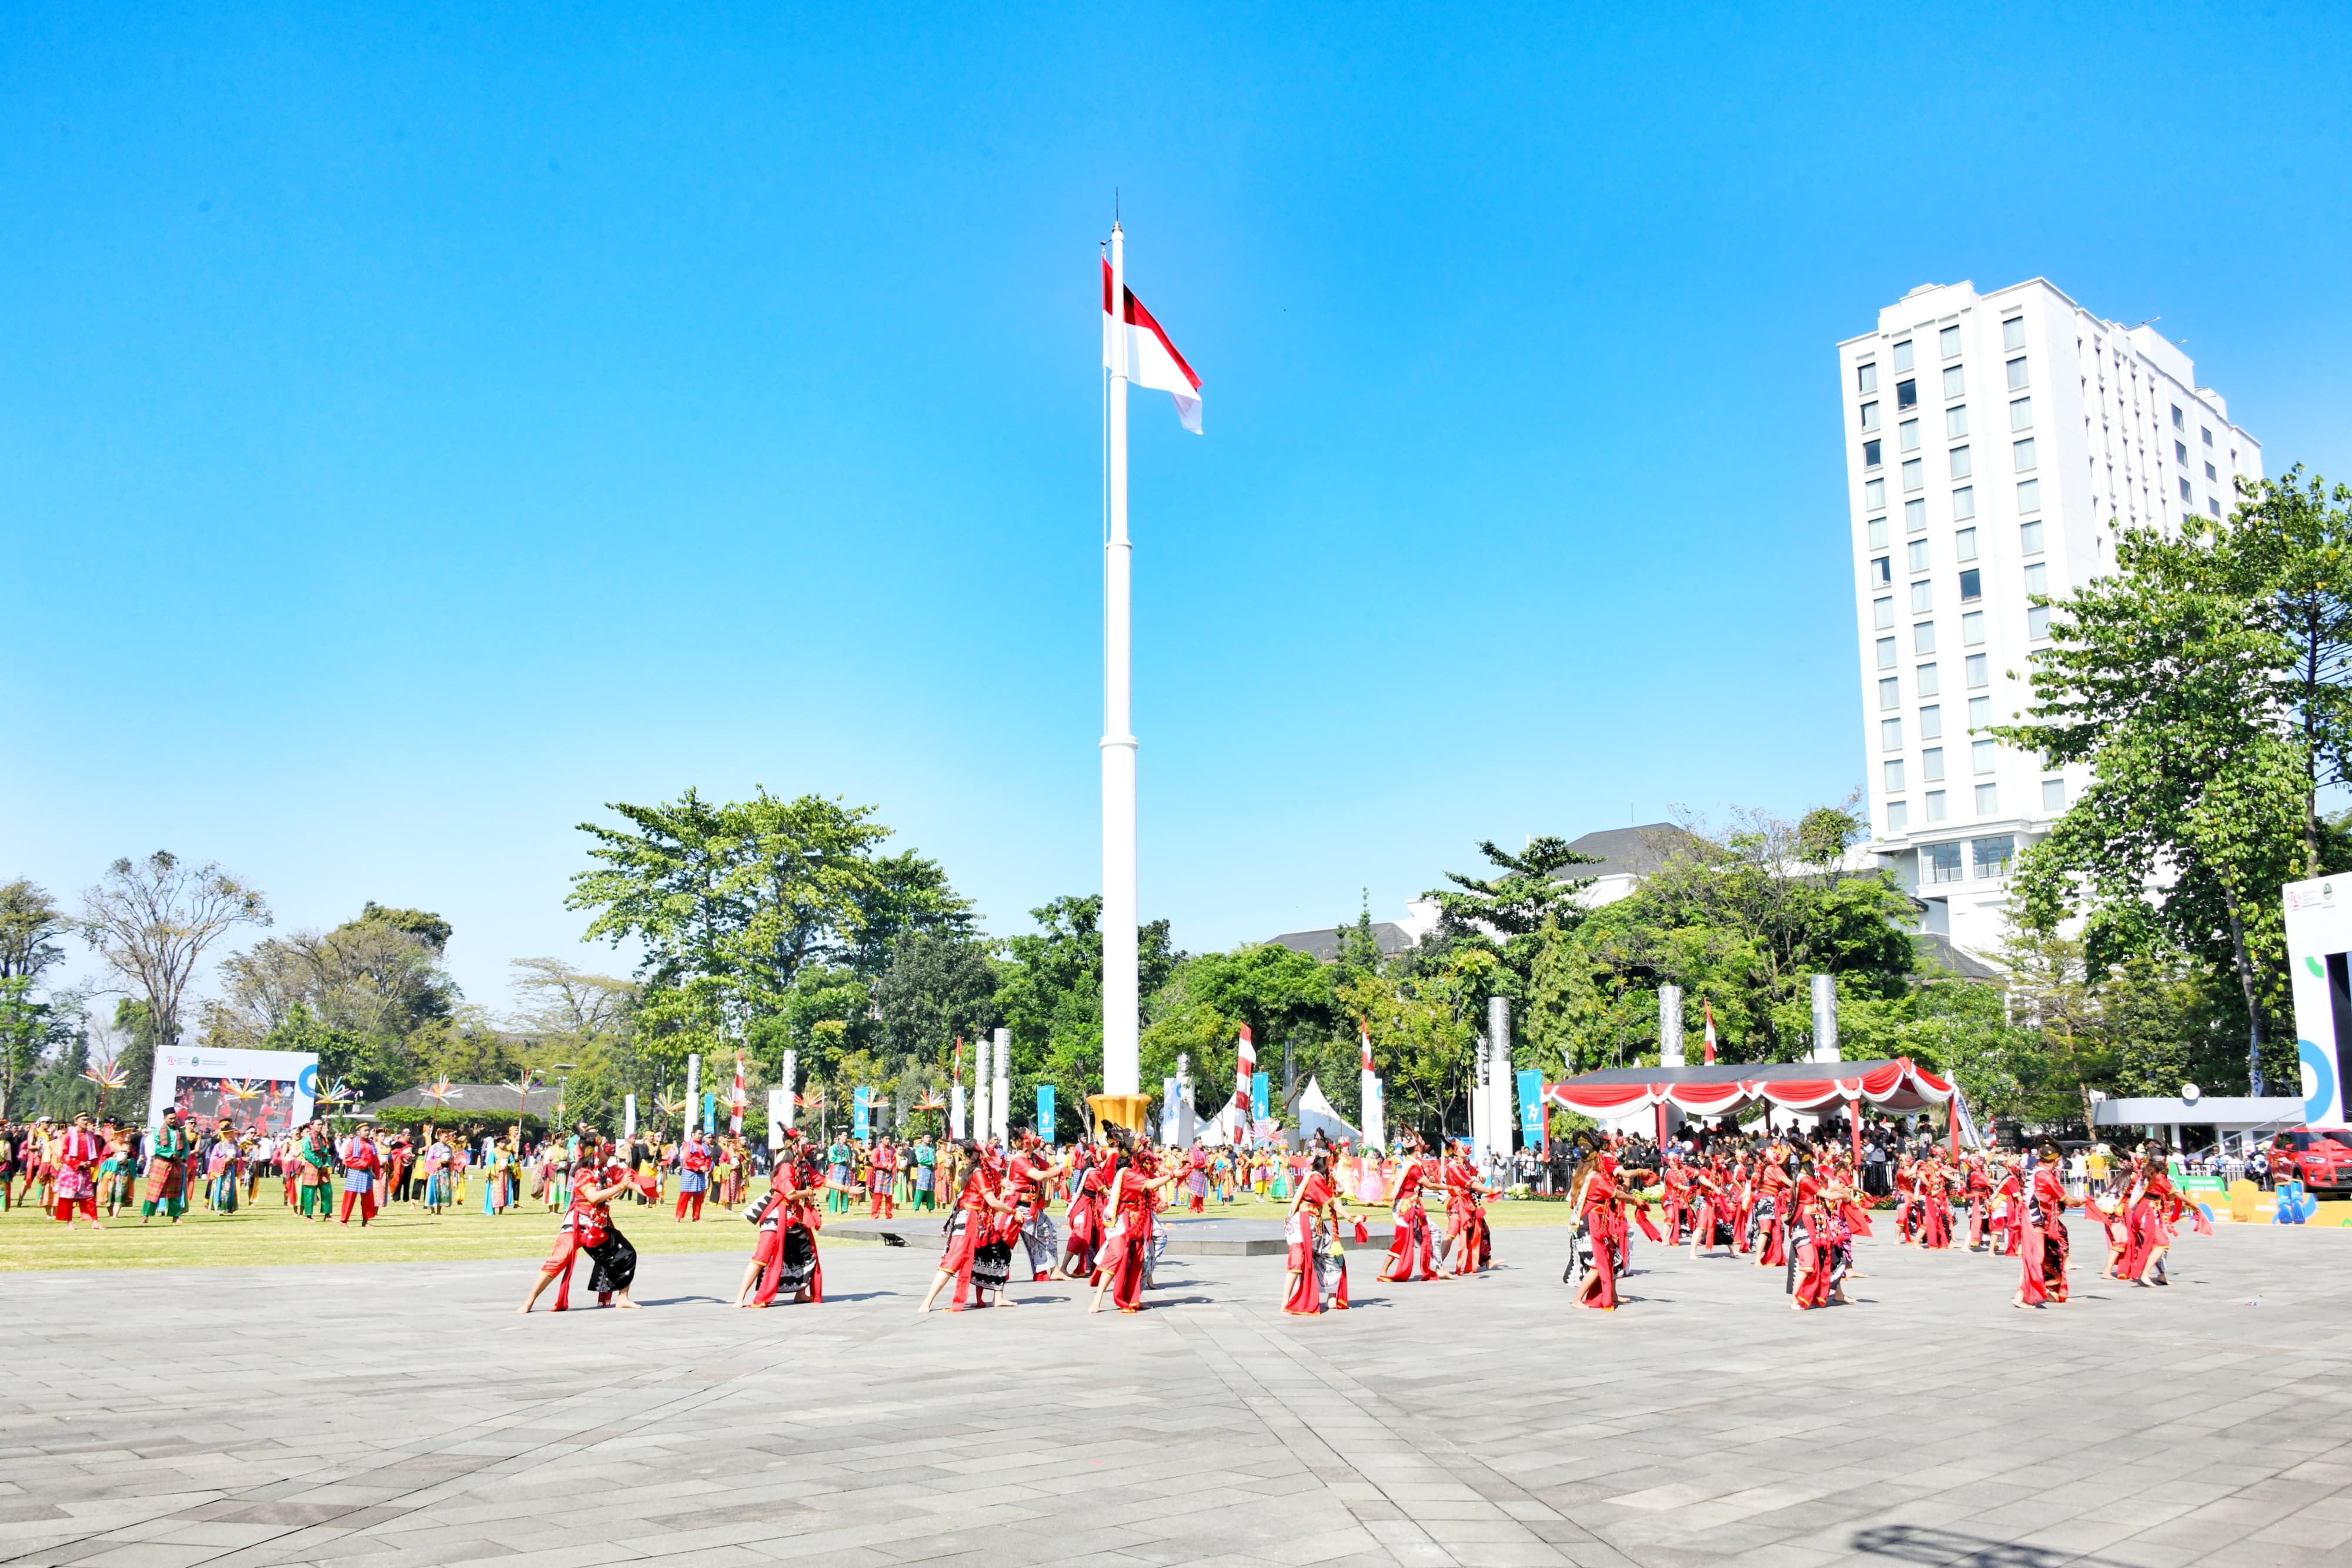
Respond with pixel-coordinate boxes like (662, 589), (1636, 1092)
(1036, 1084), (1055, 1143)
(853, 1085), (871, 1141)
(1251, 1071), (1270, 1121)
(702, 1092), (716, 1134)
(1518, 1071), (1546, 1145)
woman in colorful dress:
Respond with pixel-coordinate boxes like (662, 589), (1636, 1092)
(51, 1114), (103, 1230)
(674, 1130), (713, 1221)
(740, 1131), (841, 1307)
(141, 1109), (192, 1225)
(922, 1140), (1021, 1313)
(519, 1150), (641, 1313)
(867, 1136), (899, 1219)
(1090, 1132), (1178, 1314)
(1571, 1148), (1630, 1310)
(1282, 1151), (1351, 1316)
(2014, 1143), (2073, 1308)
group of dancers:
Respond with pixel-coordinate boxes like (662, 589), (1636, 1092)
(1554, 1131), (2210, 1314)
(513, 1119), (2211, 1320)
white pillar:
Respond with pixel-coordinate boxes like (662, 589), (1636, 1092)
(1470, 1032), (1491, 1167)
(1489, 996), (1514, 1165)
(780, 1049), (797, 1131)
(1810, 974), (1841, 1063)
(1362, 1073), (1384, 1152)
(1101, 221), (1141, 1098)
(1659, 985), (1684, 1066)
(993, 1027), (1011, 1144)
(684, 1054), (700, 1136)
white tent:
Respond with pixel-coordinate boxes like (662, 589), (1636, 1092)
(1294, 1076), (1362, 1148)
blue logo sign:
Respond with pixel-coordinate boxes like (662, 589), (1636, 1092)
(1036, 1084), (1055, 1141)
(1251, 1071), (1270, 1121)
(296, 1064), (319, 1098)
(2299, 1038), (2336, 1125)
(1518, 1070), (1545, 1142)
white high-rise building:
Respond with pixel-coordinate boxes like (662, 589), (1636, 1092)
(1838, 279), (2262, 956)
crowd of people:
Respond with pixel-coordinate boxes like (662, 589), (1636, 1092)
(7, 1105), (2214, 1330)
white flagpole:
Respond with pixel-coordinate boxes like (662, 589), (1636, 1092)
(1102, 221), (1141, 1099)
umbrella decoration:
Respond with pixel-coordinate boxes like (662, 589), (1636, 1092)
(80, 1057), (129, 1115)
(913, 1094), (946, 1112)
(420, 1078), (463, 1105)
(500, 1071), (542, 1130)
(656, 1092), (689, 1120)
(318, 1078), (356, 1109)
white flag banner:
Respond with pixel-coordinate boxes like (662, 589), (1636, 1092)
(1104, 259), (1202, 433)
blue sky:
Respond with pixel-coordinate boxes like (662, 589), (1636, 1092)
(5, 4), (2350, 1010)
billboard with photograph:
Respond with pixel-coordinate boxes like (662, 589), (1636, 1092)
(145, 1047), (319, 1134)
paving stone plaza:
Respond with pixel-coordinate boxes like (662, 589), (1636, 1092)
(8, 1221), (2352, 1568)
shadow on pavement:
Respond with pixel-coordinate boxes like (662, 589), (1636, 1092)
(1851, 1524), (2126, 1567)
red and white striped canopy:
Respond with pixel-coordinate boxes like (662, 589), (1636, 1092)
(1543, 1057), (1956, 1119)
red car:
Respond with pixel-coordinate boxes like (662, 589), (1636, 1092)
(2270, 1129), (2352, 1194)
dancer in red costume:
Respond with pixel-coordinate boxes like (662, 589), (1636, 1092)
(675, 1131), (713, 1221)
(1659, 1153), (1693, 1246)
(1687, 1155), (1735, 1258)
(1440, 1139), (1499, 1275)
(737, 1131), (841, 1307)
(2012, 1142), (2073, 1308)
(920, 1141), (1018, 1313)
(1282, 1151), (1351, 1316)
(1090, 1129), (1178, 1313)
(1570, 1144), (1655, 1310)
(1379, 1132), (1442, 1282)
(1789, 1168), (1838, 1310)
(1916, 1152), (1955, 1249)
(518, 1152), (641, 1312)
(1059, 1142), (1110, 1279)
(1752, 1144), (1793, 1269)
(2119, 1144), (2205, 1286)
(1963, 1152), (1993, 1251)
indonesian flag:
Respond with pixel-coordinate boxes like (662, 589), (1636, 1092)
(1359, 1027), (1374, 1075)
(730, 1052), (746, 1135)
(1104, 259), (1203, 434)
(1702, 1001), (1719, 1065)
(1235, 1024), (1255, 1109)
(953, 1035), (962, 1082)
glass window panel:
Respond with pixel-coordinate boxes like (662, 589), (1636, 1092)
(1926, 840), (1960, 878)
(1857, 363), (1877, 393)
(1919, 704), (1942, 739)
(2010, 396), (2033, 431)
(1879, 677), (1900, 709)
(1907, 539), (1929, 573)
(1861, 401), (1880, 430)
(2028, 604), (2052, 638)
(1868, 516), (1888, 548)
(1943, 365), (1965, 398)
(2006, 356), (2029, 390)
(1913, 621), (1936, 654)
(1968, 695), (1990, 729)
(1894, 340), (1915, 372)
(1946, 404), (1969, 439)
(2023, 562), (2047, 594)
(1965, 653), (1987, 687)
(1916, 661), (1940, 697)
(1922, 747), (1945, 781)
(1899, 419), (1921, 452)
(2013, 437), (2036, 472)
(1975, 783), (1999, 814)
(2002, 317), (2025, 350)
(1972, 835), (2014, 876)
(2020, 520), (2044, 554)
(1973, 739), (1997, 774)
(1866, 477), (1886, 509)
(1874, 594), (1893, 627)
(1877, 637), (1897, 669)
(1863, 439), (1882, 468)
(1949, 445), (1972, 480)
(1926, 791), (1948, 822)
(1911, 580), (1933, 613)
(1959, 568), (1982, 601)
(1903, 458), (1924, 492)
(2042, 777), (2066, 811)
(1906, 499), (1927, 531)
(1962, 610), (1985, 646)
(1884, 759), (1906, 791)
(2016, 478), (2040, 513)
(1882, 718), (1903, 751)
(1940, 325), (1962, 359)
(1898, 379), (1919, 410)
(1886, 800), (1909, 830)
(1952, 486), (1975, 519)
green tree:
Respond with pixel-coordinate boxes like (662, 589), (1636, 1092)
(994, 895), (1176, 1132)
(79, 852), (270, 1107)
(871, 933), (1002, 1072)
(567, 788), (971, 1073)
(1997, 513), (2310, 1095)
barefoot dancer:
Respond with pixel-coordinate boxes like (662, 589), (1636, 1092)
(920, 1141), (1018, 1313)
(1282, 1151), (1351, 1316)
(1090, 1129), (1179, 1314)
(519, 1153), (642, 1313)
(1378, 1132), (1441, 1283)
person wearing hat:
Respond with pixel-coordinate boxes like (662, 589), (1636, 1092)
(140, 1108), (192, 1224)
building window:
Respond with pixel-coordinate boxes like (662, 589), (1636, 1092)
(1882, 718), (1903, 752)
(1906, 499), (1927, 531)
(1874, 594), (1893, 626)
(1954, 527), (1978, 561)
(1952, 486), (1976, 519)
(2024, 562), (2047, 596)
(1968, 694), (1991, 730)
(2179, 476), (2193, 504)
(1895, 340), (1915, 372)
(2006, 356), (2029, 390)
(2204, 460), (2217, 482)
(2020, 520), (2044, 554)
(1959, 568), (1982, 602)
(1897, 379), (1919, 410)
(1869, 516), (1889, 548)
(2016, 478), (2041, 513)
(1965, 653), (1987, 687)
(1907, 539), (1929, 573)
(1926, 790), (1949, 822)
(1857, 363), (1878, 393)
(1923, 747), (1945, 781)
(1975, 783), (1999, 814)
(1877, 637), (1897, 669)
(1872, 557), (1892, 589)
(1879, 677), (1900, 709)
(1946, 404), (1969, 439)
(1973, 739), (1997, 774)
(1935, 325), (1958, 359)
(1916, 661), (1940, 697)
(2201, 426), (2213, 446)
(1866, 477), (1886, 509)
(1861, 401), (1880, 431)
(1886, 800), (1909, 831)
(1899, 418), (1921, 452)
(1920, 704), (1943, 739)
(1903, 458), (1924, 493)
(2175, 439), (2189, 466)
(2002, 316), (2026, 350)
(2209, 496), (2221, 518)
(1949, 445), (1973, 480)
(1943, 365), (1965, 399)
(1884, 759), (1906, 791)
(1962, 610), (1985, 646)
(2042, 777), (2066, 811)
(1862, 439), (1882, 469)
(2013, 437), (2036, 472)
(2170, 403), (2183, 429)
(1911, 580), (1933, 613)
(1914, 621), (1937, 654)
(1973, 835), (2015, 877)
(2010, 396), (2033, 431)
(1925, 840), (1962, 880)
(2028, 604), (2052, 639)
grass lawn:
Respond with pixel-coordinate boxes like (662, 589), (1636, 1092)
(0, 1185), (791, 1272)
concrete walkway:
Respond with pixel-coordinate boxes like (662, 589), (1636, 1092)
(5, 1221), (2350, 1567)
